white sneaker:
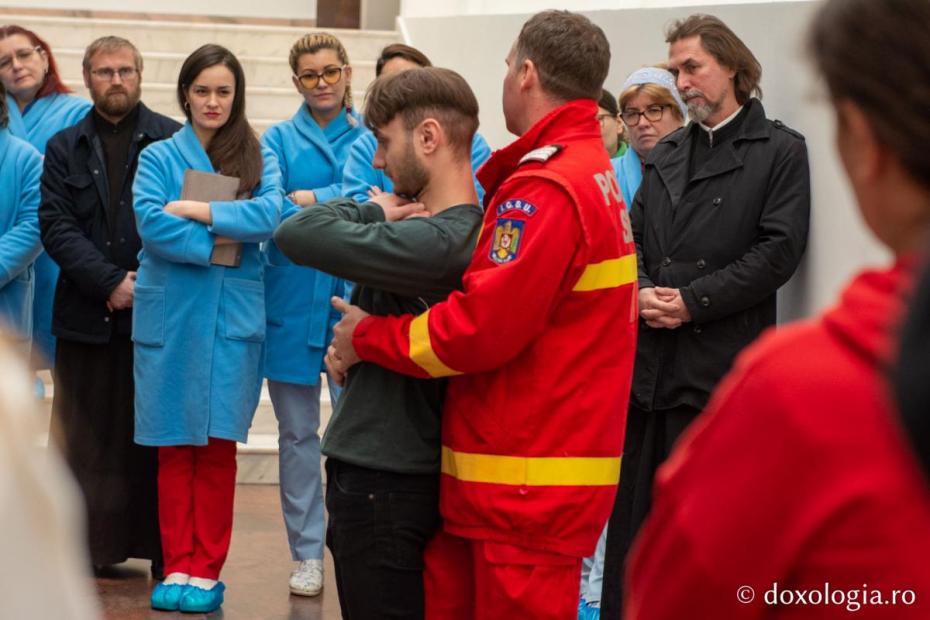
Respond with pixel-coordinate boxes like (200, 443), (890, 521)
(289, 559), (323, 597)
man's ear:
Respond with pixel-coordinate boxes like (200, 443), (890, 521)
(520, 58), (538, 92)
(416, 118), (442, 156)
(82, 69), (92, 91)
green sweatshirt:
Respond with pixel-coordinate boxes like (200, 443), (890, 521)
(273, 198), (483, 474)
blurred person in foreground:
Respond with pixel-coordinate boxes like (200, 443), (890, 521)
(625, 1), (930, 618)
(0, 336), (101, 620)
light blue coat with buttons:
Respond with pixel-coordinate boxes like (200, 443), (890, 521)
(613, 148), (641, 211)
(342, 129), (493, 204)
(132, 123), (283, 446)
(7, 93), (92, 365)
(261, 104), (363, 385)
(0, 128), (43, 346)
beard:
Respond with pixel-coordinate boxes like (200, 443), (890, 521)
(389, 138), (430, 198)
(681, 88), (722, 124)
(93, 86), (140, 119)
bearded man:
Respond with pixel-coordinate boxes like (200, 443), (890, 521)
(39, 36), (180, 576)
(599, 14), (811, 617)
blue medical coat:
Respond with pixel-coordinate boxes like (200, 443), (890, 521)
(7, 92), (92, 365)
(613, 148), (642, 211)
(261, 105), (363, 385)
(342, 129), (492, 204)
(0, 128), (43, 345)
(132, 123), (283, 446)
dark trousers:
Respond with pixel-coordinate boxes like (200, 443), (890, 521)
(51, 335), (161, 566)
(325, 458), (440, 620)
(600, 404), (701, 620)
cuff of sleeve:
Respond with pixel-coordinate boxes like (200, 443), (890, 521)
(207, 200), (240, 237)
(314, 186), (338, 203)
(359, 202), (387, 222)
(681, 285), (705, 323)
(352, 315), (379, 362)
(100, 268), (128, 299)
(184, 224), (215, 266)
(280, 197), (301, 221)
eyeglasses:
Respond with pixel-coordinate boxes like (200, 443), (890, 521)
(597, 113), (619, 126)
(295, 65), (346, 89)
(0, 46), (41, 72)
(90, 67), (138, 81)
(621, 104), (670, 126)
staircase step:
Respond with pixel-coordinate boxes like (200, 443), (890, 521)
(7, 13), (397, 60)
(55, 48), (378, 92)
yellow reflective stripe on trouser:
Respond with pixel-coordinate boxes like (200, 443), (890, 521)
(408, 310), (462, 378)
(573, 253), (637, 292)
(441, 446), (621, 486)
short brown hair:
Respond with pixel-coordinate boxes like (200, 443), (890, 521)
(82, 36), (143, 72)
(364, 67), (479, 158)
(619, 83), (685, 122)
(809, 0), (930, 190)
(375, 43), (431, 77)
(665, 14), (762, 105)
(514, 10), (610, 102)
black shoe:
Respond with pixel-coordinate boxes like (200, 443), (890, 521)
(151, 560), (165, 581)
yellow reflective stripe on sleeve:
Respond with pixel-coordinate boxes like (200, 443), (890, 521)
(572, 253), (637, 292)
(441, 446), (621, 486)
(408, 310), (463, 378)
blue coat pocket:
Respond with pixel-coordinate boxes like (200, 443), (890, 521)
(224, 278), (266, 343)
(132, 285), (166, 346)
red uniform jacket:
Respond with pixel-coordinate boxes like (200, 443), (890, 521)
(354, 99), (638, 557)
(626, 258), (930, 619)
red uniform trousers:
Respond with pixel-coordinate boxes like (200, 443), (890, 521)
(424, 530), (582, 620)
(158, 438), (237, 580)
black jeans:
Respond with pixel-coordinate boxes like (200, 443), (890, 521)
(325, 458), (440, 620)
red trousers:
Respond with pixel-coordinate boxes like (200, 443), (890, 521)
(424, 530), (582, 620)
(158, 438), (237, 580)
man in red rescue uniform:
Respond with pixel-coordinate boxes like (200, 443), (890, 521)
(327, 9), (638, 620)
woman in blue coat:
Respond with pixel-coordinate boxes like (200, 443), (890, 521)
(342, 43), (491, 204)
(132, 44), (282, 614)
(0, 25), (91, 374)
(0, 90), (43, 356)
(260, 31), (363, 598)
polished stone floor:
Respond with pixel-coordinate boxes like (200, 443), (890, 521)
(95, 485), (341, 620)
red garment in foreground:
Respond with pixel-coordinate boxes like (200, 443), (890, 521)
(158, 438), (237, 579)
(423, 530), (581, 620)
(354, 99), (638, 558)
(626, 259), (930, 619)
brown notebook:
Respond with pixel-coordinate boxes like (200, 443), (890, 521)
(180, 169), (242, 267)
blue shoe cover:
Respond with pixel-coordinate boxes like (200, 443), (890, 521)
(179, 581), (225, 613)
(579, 602), (601, 620)
(151, 582), (187, 611)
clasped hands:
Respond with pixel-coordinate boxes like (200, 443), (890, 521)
(639, 286), (692, 329)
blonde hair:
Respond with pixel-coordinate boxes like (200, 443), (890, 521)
(619, 82), (685, 122)
(288, 32), (352, 110)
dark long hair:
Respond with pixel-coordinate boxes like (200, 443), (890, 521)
(177, 44), (262, 193)
(809, 0), (930, 191)
(0, 25), (71, 98)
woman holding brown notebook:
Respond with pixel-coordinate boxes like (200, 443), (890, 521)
(130, 43), (283, 613)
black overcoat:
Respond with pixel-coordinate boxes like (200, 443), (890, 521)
(631, 99), (810, 412)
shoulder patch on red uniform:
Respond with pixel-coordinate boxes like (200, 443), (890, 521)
(518, 144), (563, 166)
(490, 218), (525, 264)
(496, 199), (538, 217)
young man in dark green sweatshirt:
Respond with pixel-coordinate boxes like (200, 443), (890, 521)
(272, 66), (484, 619)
